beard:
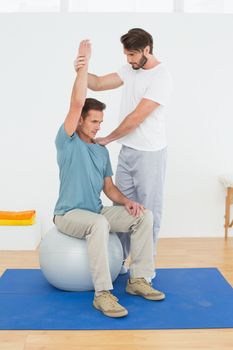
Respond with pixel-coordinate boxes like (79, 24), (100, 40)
(131, 55), (148, 70)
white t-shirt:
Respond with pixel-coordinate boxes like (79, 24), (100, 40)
(117, 63), (173, 151)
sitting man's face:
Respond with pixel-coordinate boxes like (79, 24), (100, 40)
(77, 109), (104, 141)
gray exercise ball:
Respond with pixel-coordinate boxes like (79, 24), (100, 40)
(39, 226), (123, 291)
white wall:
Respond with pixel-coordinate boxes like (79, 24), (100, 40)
(0, 13), (232, 238)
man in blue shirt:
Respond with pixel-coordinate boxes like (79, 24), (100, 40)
(54, 40), (165, 318)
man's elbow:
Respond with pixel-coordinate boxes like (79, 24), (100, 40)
(103, 186), (109, 196)
(103, 184), (114, 197)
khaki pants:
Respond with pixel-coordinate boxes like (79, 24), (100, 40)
(54, 206), (154, 292)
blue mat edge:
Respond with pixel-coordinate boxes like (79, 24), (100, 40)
(1, 266), (232, 286)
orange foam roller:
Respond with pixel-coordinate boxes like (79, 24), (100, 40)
(0, 210), (36, 220)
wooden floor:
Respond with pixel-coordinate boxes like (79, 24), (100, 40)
(0, 237), (233, 350)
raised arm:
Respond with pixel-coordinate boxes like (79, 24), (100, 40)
(64, 40), (91, 136)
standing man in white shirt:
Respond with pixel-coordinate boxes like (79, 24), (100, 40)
(81, 28), (173, 272)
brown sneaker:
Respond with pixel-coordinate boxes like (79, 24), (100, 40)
(126, 278), (165, 301)
(93, 291), (128, 318)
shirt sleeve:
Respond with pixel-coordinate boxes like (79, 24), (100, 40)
(143, 69), (173, 106)
(55, 123), (76, 151)
(104, 149), (114, 178)
(117, 65), (127, 82)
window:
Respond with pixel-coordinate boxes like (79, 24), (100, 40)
(68, 0), (173, 12)
(69, 0), (133, 12)
(0, 0), (60, 12)
(183, 0), (233, 13)
(0, 0), (232, 13)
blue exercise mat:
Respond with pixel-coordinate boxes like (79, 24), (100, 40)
(0, 268), (232, 330)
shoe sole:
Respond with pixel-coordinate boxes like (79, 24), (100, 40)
(126, 288), (165, 301)
(93, 300), (128, 318)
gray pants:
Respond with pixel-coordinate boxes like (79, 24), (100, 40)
(54, 206), (154, 292)
(116, 146), (167, 259)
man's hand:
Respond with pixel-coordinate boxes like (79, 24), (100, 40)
(93, 137), (109, 146)
(74, 39), (91, 71)
(124, 200), (145, 217)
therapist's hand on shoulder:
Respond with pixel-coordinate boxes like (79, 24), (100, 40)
(93, 137), (109, 146)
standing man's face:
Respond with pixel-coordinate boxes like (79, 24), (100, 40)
(124, 48), (148, 70)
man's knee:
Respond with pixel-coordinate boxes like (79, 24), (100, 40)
(142, 209), (153, 226)
(91, 215), (110, 231)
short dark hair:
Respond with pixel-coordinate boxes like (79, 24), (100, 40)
(81, 98), (106, 119)
(120, 28), (153, 54)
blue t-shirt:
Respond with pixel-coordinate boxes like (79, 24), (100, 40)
(54, 124), (113, 215)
